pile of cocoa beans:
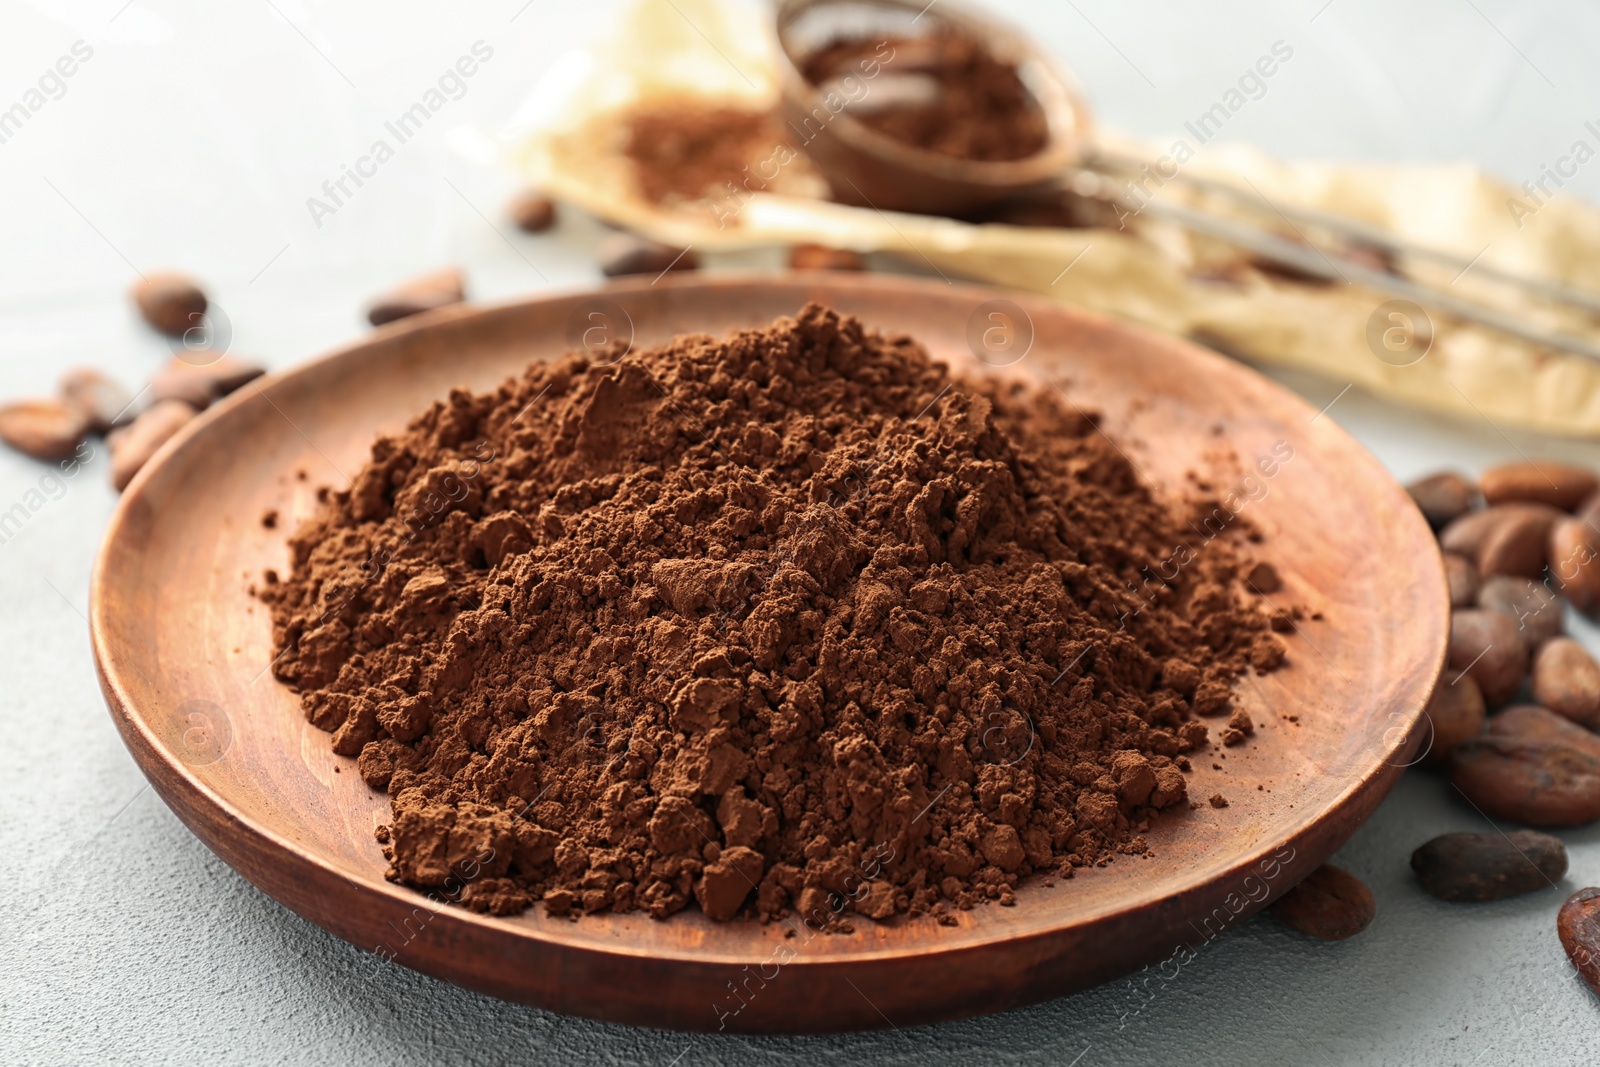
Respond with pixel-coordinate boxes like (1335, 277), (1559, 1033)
(0, 272), (264, 491)
(1404, 460), (1600, 996)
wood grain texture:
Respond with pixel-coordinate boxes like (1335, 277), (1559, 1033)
(89, 274), (1447, 1032)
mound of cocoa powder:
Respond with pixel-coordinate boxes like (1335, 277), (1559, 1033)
(262, 305), (1286, 925)
(801, 33), (1050, 162)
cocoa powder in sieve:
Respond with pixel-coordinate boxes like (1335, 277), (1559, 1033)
(263, 305), (1287, 924)
(801, 32), (1050, 163)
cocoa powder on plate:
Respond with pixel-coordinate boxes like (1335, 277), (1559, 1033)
(263, 305), (1287, 923)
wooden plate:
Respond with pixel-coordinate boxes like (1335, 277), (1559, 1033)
(91, 274), (1447, 1033)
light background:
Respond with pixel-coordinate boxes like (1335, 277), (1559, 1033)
(2, 1), (1599, 1063)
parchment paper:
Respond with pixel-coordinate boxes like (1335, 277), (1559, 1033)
(509, 0), (1600, 436)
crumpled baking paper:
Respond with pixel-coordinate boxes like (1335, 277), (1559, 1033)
(509, 0), (1600, 436)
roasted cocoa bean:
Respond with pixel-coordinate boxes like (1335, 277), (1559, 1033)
(1530, 637), (1600, 728)
(130, 271), (207, 336)
(1444, 552), (1479, 609)
(1488, 703), (1600, 760)
(1448, 609), (1528, 708)
(1476, 575), (1563, 647)
(1269, 863), (1375, 941)
(1450, 735), (1600, 826)
(1422, 673), (1486, 766)
(1477, 504), (1561, 578)
(367, 267), (465, 326)
(1442, 504), (1561, 578)
(59, 367), (135, 433)
(1548, 516), (1600, 613)
(1558, 888), (1600, 998)
(1410, 830), (1566, 902)
(1481, 460), (1598, 511)
(0, 399), (89, 461)
(1439, 507), (1500, 558)
(596, 233), (699, 278)
(1407, 471), (1476, 529)
(149, 354), (265, 411)
(108, 399), (196, 491)
(507, 190), (556, 233)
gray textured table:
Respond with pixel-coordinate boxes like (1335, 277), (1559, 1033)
(3, 1), (1599, 1063)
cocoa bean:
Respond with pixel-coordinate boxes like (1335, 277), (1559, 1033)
(1530, 637), (1600, 728)
(1489, 703), (1600, 761)
(1439, 507), (1501, 558)
(59, 367), (135, 433)
(108, 399), (196, 491)
(1558, 888), (1600, 998)
(597, 234), (699, 278)
(0, 399), (89, 461)
(1407, 471), (1476, 529)
(1421, 672), (1485, 766)
(1448, 609), (1528, 708)
(130, 271), (207, 336)
(1450, 735), (1600, 826)
(149, 354), (265, 411)
(1411, 830), (1566, 901)
(1481, 460), (1598, 511)
(1548, 516), (1600, 613)
(1476, 575), (1563, 647)
(1477, 504), (1561, 578)
(1269, 863), (1375, 940)
(367, 267), (465, 326)
(1444, 552), (1479, 609)
(1441, 504), (1561, 578)
(789, 244), (867, 271)
(507, 190), (556, 233)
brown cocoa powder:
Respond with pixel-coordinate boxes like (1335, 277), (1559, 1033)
(622, 104), (794, 207)
(263, 305), (1286, 924)
(801, 33), (1049, 163)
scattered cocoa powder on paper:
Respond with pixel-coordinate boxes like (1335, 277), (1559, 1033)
(622, 103), (793, 207)
(263, 305), (1286, 924)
